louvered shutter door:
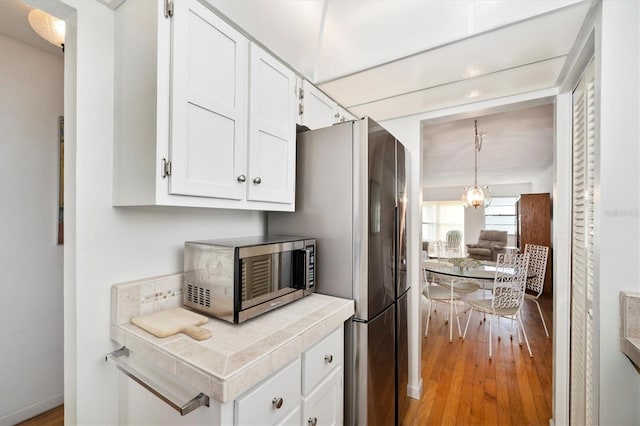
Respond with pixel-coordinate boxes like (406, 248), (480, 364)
(570, 59), (596, 425)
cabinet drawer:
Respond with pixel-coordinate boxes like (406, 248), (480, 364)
(235, 357), (301, 426)
(302, 327), (343, 395)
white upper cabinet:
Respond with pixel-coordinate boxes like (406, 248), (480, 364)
(298, 79), (338, 130)
(336, 106), (357, 123)
(297, 79), (357, 130)
(113, 0), (294, 211)
(248, 44), (297, 204)
(170, 0), (248, 200)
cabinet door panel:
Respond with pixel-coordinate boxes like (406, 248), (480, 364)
(248, 44), (296, 204)
(301, 81), (337, 130)
(170, 0), (247, 199)
(302, 366), (343, 426)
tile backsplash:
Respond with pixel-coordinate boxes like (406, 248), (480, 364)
(112, 273), (184, 325)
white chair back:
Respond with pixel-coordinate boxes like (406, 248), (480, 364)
(492, 253), (530, 312)
(524, 244), (549, 297)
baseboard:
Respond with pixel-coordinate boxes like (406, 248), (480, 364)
(0, 392), (64, 425)
(407, 378), (424, 400)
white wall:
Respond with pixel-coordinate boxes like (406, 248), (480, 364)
(31, 1), (265, 424)
(0, 35), (64, 425)
(531, 166), (553, 193)
(595, 0), (640, 423)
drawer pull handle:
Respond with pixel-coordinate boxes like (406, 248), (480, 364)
(308, 417), (318, 426)
(272, 397), (283, 409)
(324, 354), (333, 363)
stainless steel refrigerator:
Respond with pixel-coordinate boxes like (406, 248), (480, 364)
(268, 117), (409, 425)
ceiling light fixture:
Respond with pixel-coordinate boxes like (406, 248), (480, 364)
(28, 8), (65, 51)
(461, 120), (492, 209)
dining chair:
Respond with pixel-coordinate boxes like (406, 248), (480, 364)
(523, 244), (550, 337)
(463, 253), (532, 359)
(435, 275), (481, 342)
(445, 229), (463, 257)
(422, 254), (462, 341)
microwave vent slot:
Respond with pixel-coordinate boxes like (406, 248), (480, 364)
(186, 283), (211, 308)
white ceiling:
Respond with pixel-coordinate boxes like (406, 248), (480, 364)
(209, 0), (591, 189)
(1, 0), (591, 189)
(422, 104), (554, 188)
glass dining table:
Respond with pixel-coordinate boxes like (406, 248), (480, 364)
(422, 258), (536, 341)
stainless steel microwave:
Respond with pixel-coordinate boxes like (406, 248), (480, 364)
(183, 236), (316, 324)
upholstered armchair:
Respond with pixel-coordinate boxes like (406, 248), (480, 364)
(466, 230), (508, 261)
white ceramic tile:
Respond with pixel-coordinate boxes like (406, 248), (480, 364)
(140, 301), (155, 315)
(140, 280), (156, 305)
(225, 355), (273, 402)
(225, 329), (295, 376)
(110, 325), (125, 344)
(124, 333), (149, 357)
(270, 337), (303, 373)
(110, 287), (117, 325)
(210, 377), (225, 402)
(301, 322), (328, 351)
(117, 285), (141, 324)
(148, 345), (177, 375)
(176, 362), (210, 396)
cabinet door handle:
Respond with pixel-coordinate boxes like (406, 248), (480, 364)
(237, 174), (246, 183)
(334, 113), (340, 119)
(308, 417), (318, 426)
(253, 177), (262, 185)
(272, 397), (283, 409)
(324, 354), (333, 363)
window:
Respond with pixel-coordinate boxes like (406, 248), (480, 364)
(422, 201), (464, 243)
(484, 197), (518, 234)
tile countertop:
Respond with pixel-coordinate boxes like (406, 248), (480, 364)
(110, 273), (354, 403)
(620, 291), (640, 370)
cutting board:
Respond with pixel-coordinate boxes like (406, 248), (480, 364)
(131, 307), (211, 341)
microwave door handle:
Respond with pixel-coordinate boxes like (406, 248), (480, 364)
(305, 249), (312, 290)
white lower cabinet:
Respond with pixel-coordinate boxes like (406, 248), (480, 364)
(121, 326), (344, 425)
(235, 326), (344, 426)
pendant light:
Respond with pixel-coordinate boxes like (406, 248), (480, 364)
(461, 120), (492, 209)
(28, 8), (65, 51)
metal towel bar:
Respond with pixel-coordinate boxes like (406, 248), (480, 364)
(105, 347), (210, 416)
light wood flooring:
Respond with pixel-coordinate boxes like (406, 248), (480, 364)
(16, 405), (63, 426)
(402, 292), (553, 426)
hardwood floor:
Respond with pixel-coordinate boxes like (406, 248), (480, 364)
(16, 405), (63, 426)
(402, 293), (553, 426)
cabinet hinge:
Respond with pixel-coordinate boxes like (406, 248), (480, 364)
(161, 158), (172, 178)
(164, 0), (174, 18)
(298, 87), (304, 100)
(298, 103), (304, 116)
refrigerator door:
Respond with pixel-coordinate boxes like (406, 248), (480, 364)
(353, 304), (396, 426)
(364, 119), (397, 320)
(396, 290), (409, 424)
(396, 141), (409, 297)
